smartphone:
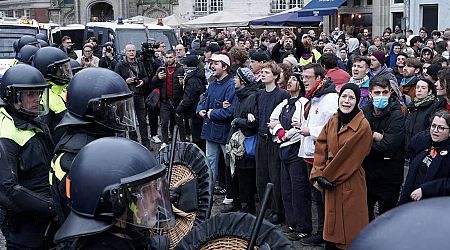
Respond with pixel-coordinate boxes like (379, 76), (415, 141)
(84, 58), (89, 63)
(160, 66), (166, 74)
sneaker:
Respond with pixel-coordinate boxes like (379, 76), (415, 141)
(300, 233), (325, 246)
(151, 135), (162, 143)
(214, 186), (227, 195)
(222, 198), (233, 205)
(288, 232), (310, 241)
(280, 224), (295, 234)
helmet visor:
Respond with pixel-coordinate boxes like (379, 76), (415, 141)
(90, 93), (137, 131)
(117, 176), (175, 229)
(11, 86), (50, 116)
(50, 60), (73, 84)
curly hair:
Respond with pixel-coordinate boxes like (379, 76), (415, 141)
(278, 62), (293, 89)
(229, 46), (249, 67)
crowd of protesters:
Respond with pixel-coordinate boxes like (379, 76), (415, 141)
(13, 24), (450, 249)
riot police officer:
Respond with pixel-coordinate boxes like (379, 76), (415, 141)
(32, 46), (73, 142)
(50, 67), (137, 224)
(16, 44), (39, 65)
(54, 137), (174, 249)
(0, 64), (54, 249)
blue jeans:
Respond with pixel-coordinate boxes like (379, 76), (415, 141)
(206, 140), (226, 183)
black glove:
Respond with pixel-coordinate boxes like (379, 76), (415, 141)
(315, 176), (334, 190)
(169, 187), (180, 206)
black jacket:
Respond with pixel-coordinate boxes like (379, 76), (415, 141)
(176, 68), (206, 118)
(99, 56), (118, 71)
(229, 84), (259, 139)
(362, 101), (406, 185)
(0, 107), (54, 222)
(400, 131), (450, 204)
(405, 99), (440, 152)
(152, 63), (185, 102)
(114, 58), (149, 95)
(272, 42), (296, 63)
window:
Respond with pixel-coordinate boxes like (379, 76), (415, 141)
(210, 0), (223, 13)
(271, 0), (287, 12)
(394, 0), (404, 3)
(289, 0), (303, 8)
(24, 9), (30, 18)
(194, 0), (207, 13)
(354, 0), (361, 6)
(367, 0), (372, 5)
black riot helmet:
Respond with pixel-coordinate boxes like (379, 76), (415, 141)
(13, 40), (19, 53)
(37, 39), (49, 48)
(57, 67), (136, 132)
(54, 137), (175, 242)
(350, 197), (450, 250)
(16, 45), (39, 64)
(35, 33), (48, 42)
(69, 58), (82, 75)
(0, 64), (50, 116)
(17, 35), (40, 51)
(32, 47), (73, 85)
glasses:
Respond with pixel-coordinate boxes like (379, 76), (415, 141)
(302, 75), (315, 80)
(430, 123), (450, 132)
(84, 50), (92, 52)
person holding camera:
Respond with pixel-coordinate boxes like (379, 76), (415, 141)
(114, 43), (151, 149)
(99, 42), (117, 70)
(79, 43), (99, 68)
(152, 50), (185, 145)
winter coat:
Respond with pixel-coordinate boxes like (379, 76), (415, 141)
(176, 68), (206, 118)
(197, 74), (236, 144)
(228, 85), (259, 139)
(311, 111), (372, 249)
(405, 98), (439, 151)
(114, 58), (149, 95)
(362, 101), (405, 185)
(152, 63), (185, 102)
(298, 80), (339, 159)
(399, 131), (450, 204)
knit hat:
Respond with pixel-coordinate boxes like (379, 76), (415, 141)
(426, 63), (442, 81)
(250, 51), (270, 62)
(181, 54), (199, 67)
(372, 51), (386, 65)
(368, 45), (378, 55)
(283, 56), (298, 67)
(323, 43), (336, 53)
(236, 67), (255, 86)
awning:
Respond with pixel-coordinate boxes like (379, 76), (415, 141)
(297, 0), (347, 17)
(249, 11), (322, 27)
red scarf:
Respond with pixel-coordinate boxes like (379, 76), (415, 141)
(305, 80), (323, 99)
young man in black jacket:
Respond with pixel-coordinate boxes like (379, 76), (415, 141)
(114, 43), (151, 148)
(362, 75), (405, 221)
(153, 50), (185, 144)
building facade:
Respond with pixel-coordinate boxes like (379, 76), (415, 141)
(408, 0), (449, 34)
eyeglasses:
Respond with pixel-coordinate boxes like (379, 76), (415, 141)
(430, 123), (450, 132)
(84, 50), (92, 52)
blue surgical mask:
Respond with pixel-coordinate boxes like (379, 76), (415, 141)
(372, 96), (389, 109)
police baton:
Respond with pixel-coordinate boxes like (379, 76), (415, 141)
(247, 182), (273, 250)
(166, 125), (179, 184)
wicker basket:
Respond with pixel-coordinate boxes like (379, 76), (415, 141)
(199, 236), (258, 250)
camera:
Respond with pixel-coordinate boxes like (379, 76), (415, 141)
(105, 47), (112, 53)
(133, 78), (140, 84)
(84, 58), (89, 63)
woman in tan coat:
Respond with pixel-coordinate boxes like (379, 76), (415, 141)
(310, 83), (373, 250)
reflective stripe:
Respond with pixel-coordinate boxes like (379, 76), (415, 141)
(48, 81), (67, 114)
(0, 107), (36, 146)
(49, 153), (67, 185)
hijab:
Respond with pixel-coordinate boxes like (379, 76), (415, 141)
(338, 83), (361, 128)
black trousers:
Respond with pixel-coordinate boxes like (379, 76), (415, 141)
(306, 162), (324, 234)
(3, 217), (50, 250)
(231, 158), (256, 206)
(129, 94), (150, 145)
(146, 107), (159, 137)
(367, 182), (401, 221)
(255, 135), (284, 215)
(281, 158), (312, 233)
(160, 100), (186, 143)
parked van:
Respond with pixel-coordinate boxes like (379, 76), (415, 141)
(84, 19), (177, 57)
(50, 24), (85, 59)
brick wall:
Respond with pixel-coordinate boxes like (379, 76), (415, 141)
(31, 8), (49, 23)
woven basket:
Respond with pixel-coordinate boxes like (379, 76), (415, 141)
(165, 164), (197, 249)
(199, 236), (258, 250)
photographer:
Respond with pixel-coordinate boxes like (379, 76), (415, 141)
(152, 50), (185, 144)
(114, 43), (151, 148)
(79, 43), (99, 68)
(99, 42), (117, 70)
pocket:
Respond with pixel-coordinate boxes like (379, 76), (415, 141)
(211, 122), (226, 140)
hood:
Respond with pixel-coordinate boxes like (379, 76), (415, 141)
(348, 38), (359, 53)
(312, 78), (337, 98)
(236, 85), (258, 100)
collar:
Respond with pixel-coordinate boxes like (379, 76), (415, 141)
(216, 73), (232, 84)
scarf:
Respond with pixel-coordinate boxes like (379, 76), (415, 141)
(400, 76), (416, 87)
(348, 75), (370, 88)
(368, 64), (387, 78)
(225, 130), (245, 176)
(414, 94), (436, 107)
(305, 79), (323, 99)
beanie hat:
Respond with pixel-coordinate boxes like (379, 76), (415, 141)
(368, 45), (378, 55)
(283, 56), (298, 67)
(236, 67), (255, 86)
(323, 43), (335, 53)
(250, 51), (270, 62)
(181, 54), (199, 67)
(426, 63), (442, 80)
(372, 51), (386, 65)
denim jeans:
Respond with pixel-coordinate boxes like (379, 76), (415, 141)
(206, 140), (226, 183)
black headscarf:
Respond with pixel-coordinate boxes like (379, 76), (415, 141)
(338, 83), (361, 128)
